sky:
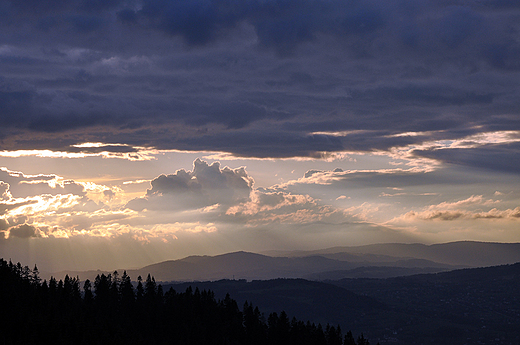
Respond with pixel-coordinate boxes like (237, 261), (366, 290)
(1, 0), (520, 272)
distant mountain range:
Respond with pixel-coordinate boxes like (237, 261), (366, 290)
(264, 240), (520, 267)
(51, 241), (520, 282)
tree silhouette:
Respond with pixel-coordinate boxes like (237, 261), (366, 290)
(0, 258), (376, 345)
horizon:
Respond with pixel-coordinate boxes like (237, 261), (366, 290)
(1, 0), (520, 272)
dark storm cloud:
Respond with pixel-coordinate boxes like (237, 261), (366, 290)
(1, 0), (518, 56)
(125, 0), (385, 49)
(172, 131), (345, 158)
(1, 0), (519, 170)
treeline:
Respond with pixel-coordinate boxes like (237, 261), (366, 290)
(0, 259), (376, 345)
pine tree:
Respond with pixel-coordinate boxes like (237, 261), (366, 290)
(119, 270), (135, 306)
(83, 279), (93, 303)
(136, 275), (144, 301)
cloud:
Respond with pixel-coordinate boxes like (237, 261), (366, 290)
(412, 142), (520, 174)
(103, 189), (115, 200)
(0, 168), (85, 198)
(401, 207), (520, 222)
(125, 158), (365, 229)
(0, 199), (38, 216)
(0, 166), (142, 240)
(225, 189), (351, 226)
(293, 167), (464, 190)
(0, 142), (162, 161)
(0, 181), (10, 200)
(0, 0), (517, 164)
(388, 194), (520, 223)
(127, 158), (254, 211)
(8, 223), (40, 238)
(0, 218), (9, 231)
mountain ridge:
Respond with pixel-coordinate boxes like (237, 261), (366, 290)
(48, 241), (520, 282)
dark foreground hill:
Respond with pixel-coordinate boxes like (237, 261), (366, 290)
(164, 278), (386, 329)
(165, 263), (520, 345)
(331, 263), (520, 344)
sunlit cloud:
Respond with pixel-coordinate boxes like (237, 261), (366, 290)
(309, 130), (374, 137)
(71, 142), (129, 148)
(387, 130), (520, 164)
(299, 130), (520, 174)
(398, 207), (520, 222)
(285, 167), (434, 187)
(150, 222), (218, 235)
(224, 188), (354, 226)
(202, 151), (354, 162)
(0, 143), (166, 161)
(386, 195), (519, 224)
(123, 179), (152, 185)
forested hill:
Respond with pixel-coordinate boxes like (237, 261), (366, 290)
(0, 258), (376, 345)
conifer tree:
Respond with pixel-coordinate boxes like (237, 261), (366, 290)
(136, 275), (144, 301)
(83, 279), (93, 303)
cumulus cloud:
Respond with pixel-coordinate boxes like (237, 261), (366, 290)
(125, 158), (363, 231)
(225, 189), (351, 226)
(128, 158), (254, 211)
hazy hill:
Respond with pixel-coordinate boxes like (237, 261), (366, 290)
(265, 241), (520, 267)
(50, 241), (520, 282)
(51, 251), (353, 282)
(65, 251), (454, 282)
(128, 252), (359, 282)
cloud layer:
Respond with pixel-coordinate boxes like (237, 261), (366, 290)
(0, 0), (518, 173)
